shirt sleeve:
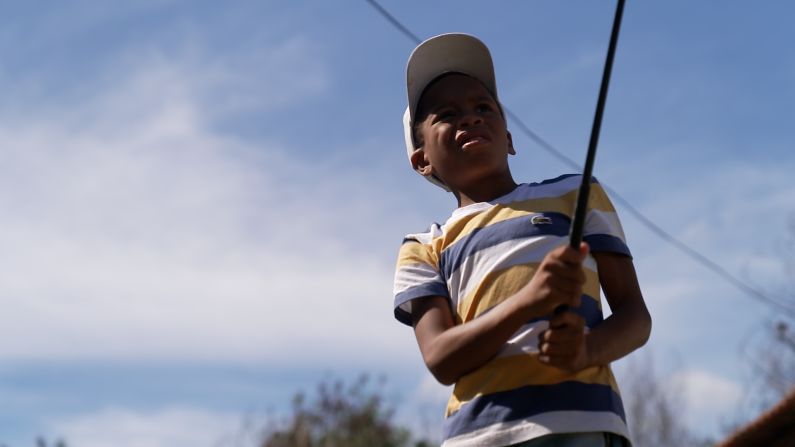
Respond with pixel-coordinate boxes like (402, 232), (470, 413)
(582, 180), (632, 257)
(393, 236), (450, 326)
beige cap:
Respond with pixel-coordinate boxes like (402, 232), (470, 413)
(403, 33), (499, 191)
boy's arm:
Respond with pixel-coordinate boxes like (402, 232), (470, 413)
(411, 244), (588, 386)
(585, 251), (651, 365)
(538, 251), (651, 372)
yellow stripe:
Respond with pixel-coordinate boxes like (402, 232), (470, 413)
(457, 264), (601, 322)
(430, 186), (616, 252)
(445, 354), (620, 415)
(588, 183), (617, 213)
(396, 242), (438, 268)
(437, 204), (537, 251)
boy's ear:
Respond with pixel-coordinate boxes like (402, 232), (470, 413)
(507, 131), (516, 155)
(410, 148), (434, 177)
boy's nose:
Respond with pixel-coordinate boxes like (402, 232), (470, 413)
(459, 111), (483, 128)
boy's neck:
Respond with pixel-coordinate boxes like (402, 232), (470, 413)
(452, 172), (519, 208)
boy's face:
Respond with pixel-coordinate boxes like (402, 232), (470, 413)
(411, 74), (514, 190)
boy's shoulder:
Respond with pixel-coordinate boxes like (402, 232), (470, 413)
(502, 173), (591, 204)
(403, 173), (589, 238)
(402, 222), (444, 246)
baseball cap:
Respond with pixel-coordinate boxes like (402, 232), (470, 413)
(403, 33), (500, 191)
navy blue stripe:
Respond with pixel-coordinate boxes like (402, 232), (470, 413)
(584, 234), (631, 258)
(443, 381), (625, 439)
(440, 212), (571, 280)
(525, 293), (603, 328)
(528, 174), (600, 187)
(530, 173), (578, 186)
(394, 308), (413, 326)
(394, 283), (450, 326)
(402, 236), (419, 245)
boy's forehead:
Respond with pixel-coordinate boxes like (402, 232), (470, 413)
(417, 73), (496, 112)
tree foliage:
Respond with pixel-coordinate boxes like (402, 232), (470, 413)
(35, 439), (67, 447)
(619, 352), (704, 447)
(261, 375), (431, 447)
(740, 217), (795, 412)
(0, 438), (67, 447)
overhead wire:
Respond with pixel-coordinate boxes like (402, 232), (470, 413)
(364, 0), (795, 319)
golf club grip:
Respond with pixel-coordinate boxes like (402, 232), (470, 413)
(569, 180), (591, 249)
(556, 178), (590, 317)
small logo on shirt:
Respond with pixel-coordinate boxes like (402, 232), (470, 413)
(531, 215), (553, 225)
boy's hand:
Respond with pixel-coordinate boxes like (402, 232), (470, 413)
(538, 311), (589, 372)
(519, 243), (588, 317)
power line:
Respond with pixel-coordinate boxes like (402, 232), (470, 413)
(363, 0), (422, 43)
(364, 0), (795, 319)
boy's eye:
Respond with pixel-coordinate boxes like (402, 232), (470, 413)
(476, 103), (494, 112)
(434, 110), (456, 121)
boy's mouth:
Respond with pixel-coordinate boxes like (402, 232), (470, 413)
(456, 131), (490, 149)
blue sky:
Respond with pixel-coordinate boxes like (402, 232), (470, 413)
(1, 1), (794, 445)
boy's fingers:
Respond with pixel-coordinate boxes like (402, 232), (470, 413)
(542, 332), (580, 349)
(539, 320), (586, 358)
(545, 245), (578, 265)
(554, 242), (589, 264)
(545, 278), (581, 297)
(544, 261), (587, 284)
(540, 345), (579, 358)
(549, 311), (585, 330)
(538, 345), (579, 362)
(556, 248), (584, 265)
(540, 331), (580, 347)
(548, 313), (566, 329)
(540, 353), (579, 369)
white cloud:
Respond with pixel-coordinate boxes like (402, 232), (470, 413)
(2, 32), (327, 127)
(671, 369), (744, 430)
(610, 158), (794, 343)
(414, 373), (452, 406)
(47, 406), (244, 447)
(603, 159), (791, 437)
(614, 351), (744, 438)
(0, 36), (412, 366)
(102, 36), (330, 118)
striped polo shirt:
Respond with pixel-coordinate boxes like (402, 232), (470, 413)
(393, 174), (631, 446)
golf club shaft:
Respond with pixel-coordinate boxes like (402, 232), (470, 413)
(556, 0), (625, 315)
(569, 0), (625, 249)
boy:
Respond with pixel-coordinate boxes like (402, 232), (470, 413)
(393, 33), (651, 447)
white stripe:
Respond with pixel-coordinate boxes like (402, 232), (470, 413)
(447, 201), (495, 224)
(449, 236), (598, 308)
(444, 178), (581, 225)
(450, 235), (565, 304)
(394, 263), (441, 295)
(497, 322), (589, 358)
(497, 321), (549, 357)
(586, 209), (627, 243)
(442, 410), (630, 447)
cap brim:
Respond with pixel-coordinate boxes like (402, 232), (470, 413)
(406, 33), (498, 124)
